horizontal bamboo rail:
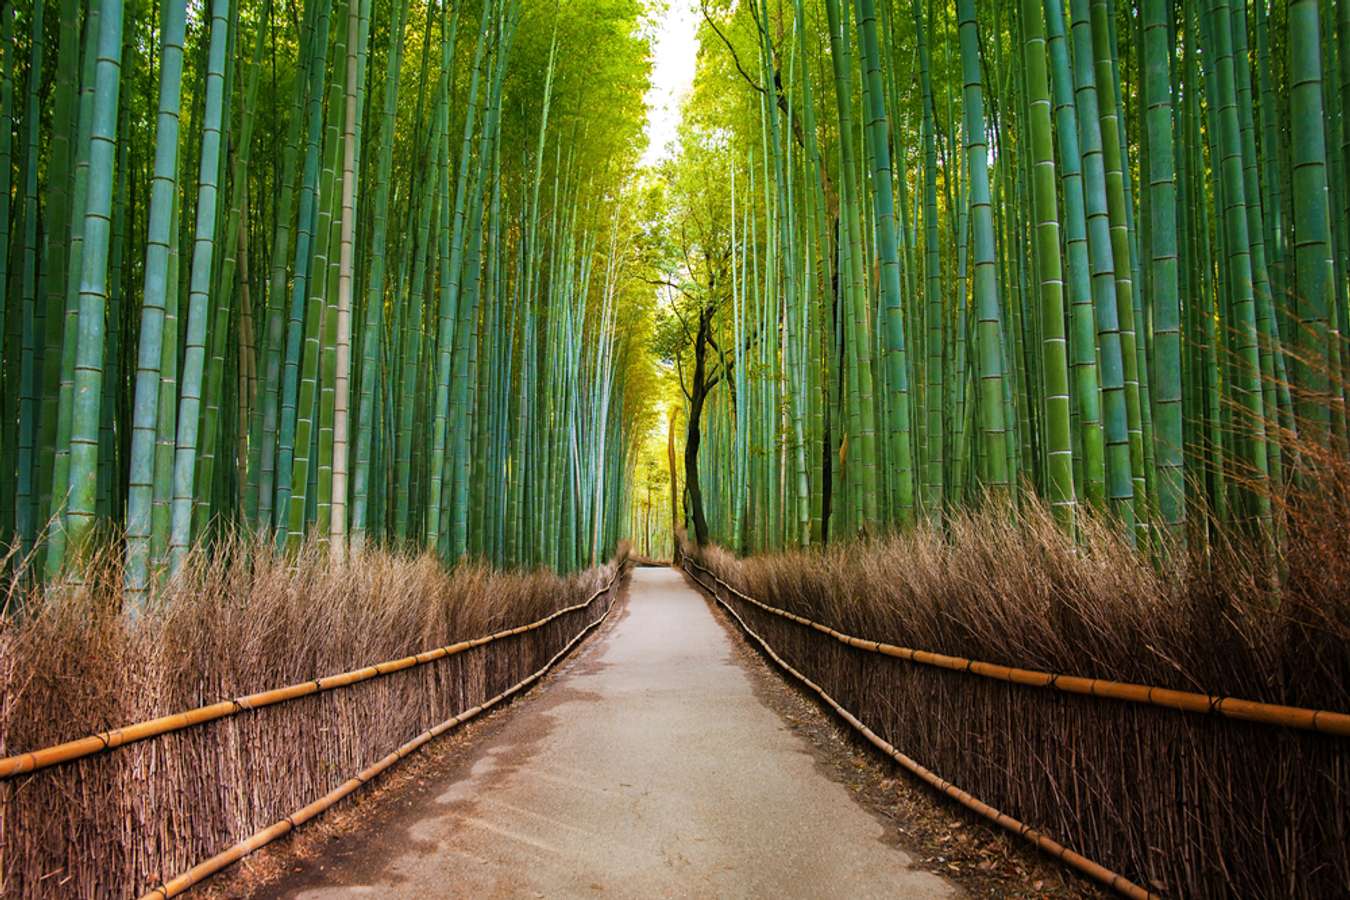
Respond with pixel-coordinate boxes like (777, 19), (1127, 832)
(685, 558), (1350, 738)
(139, 577), (621, 899)
(0, 567), (623, 780)
(684, 563), (1154, 900)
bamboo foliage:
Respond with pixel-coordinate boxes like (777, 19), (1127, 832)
(0, 0), (650, 606)
(3, 0), (1350, 597)
(675, 0), (1349, 562)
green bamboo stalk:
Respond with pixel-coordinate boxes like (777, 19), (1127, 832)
(14, 0), (46, 569)
(351, 0), (408, 550)
(1086, 0), (1147, 536)
(44, 0), (103, 579)
(275, 0), (333, 546)
(855, 0), (914, 528)
(957, 0), (1010, 497)
(1290, 0), (1336, 447)
(1020, 0), (1074, 528)
(427, 0), (491, 556)
(330, 0), (367, 561)
(823, 0), (879, 529)
(1064, 0), (1134, 537)
(254, 0), (318, 532)
(193, 16), (264, 541)
(1204, 0), (1272, 530)
(35, 0), (82, 567)
(1143, 0), (1184, 541)
(168, 0), (231, 572)
(1044, 0), (1105, 510)
(62, 0), (126, 571)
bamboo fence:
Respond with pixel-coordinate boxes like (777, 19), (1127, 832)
(0, 564), (625, 897)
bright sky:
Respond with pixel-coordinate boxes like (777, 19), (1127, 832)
(641, 0), (701, 168)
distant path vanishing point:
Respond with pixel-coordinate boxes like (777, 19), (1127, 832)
(269, 566), (956, 899)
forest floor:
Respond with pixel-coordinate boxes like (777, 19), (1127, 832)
(213, 567), (1097, 899)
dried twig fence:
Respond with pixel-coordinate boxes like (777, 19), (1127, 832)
(684, 557), (1349, 898)
(0, 563), (624, 898)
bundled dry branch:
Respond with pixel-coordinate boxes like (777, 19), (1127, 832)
(0, 536), (628, 898)
(0, 565), (621, 780)
(689, 478), (1350, 898)
(687, 557), (1349, 737)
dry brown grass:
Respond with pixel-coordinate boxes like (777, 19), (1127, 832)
(693, 468), (1349, 898)
(0, 535), (625, 898)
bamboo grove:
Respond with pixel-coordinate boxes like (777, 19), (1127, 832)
(665, 0), (1350, 557)
(0, 0), (655, 605)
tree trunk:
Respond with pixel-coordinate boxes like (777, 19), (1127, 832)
(684, 305), (714, 549)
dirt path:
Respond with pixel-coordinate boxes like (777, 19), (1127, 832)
(263, 566), (956, 898)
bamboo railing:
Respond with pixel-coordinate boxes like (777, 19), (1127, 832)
(0, 565), (624, 780)
(683, 558), (1350, 737)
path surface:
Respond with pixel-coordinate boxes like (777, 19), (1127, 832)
(275, 567), (955, 899)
